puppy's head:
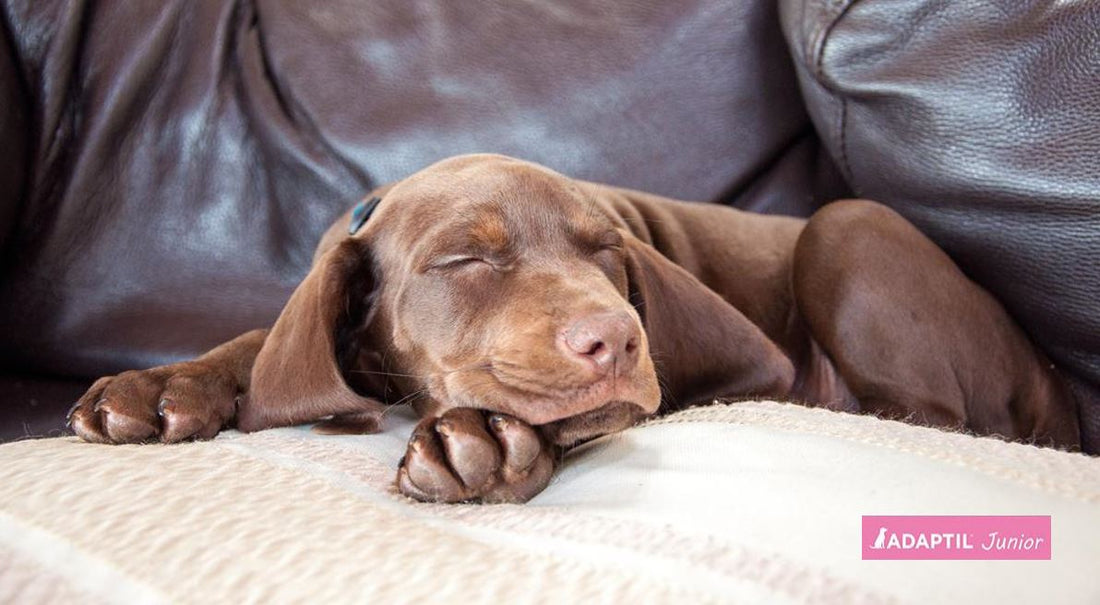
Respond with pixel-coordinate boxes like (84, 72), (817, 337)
(361, 155), (659, 444)
(248, 154), (792, 445)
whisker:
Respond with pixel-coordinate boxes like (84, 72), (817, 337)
(387, 388), (427, 409)
(349, 369), (429, 379)
(433, 362), (494, 379)
(378, 395), (419, 420)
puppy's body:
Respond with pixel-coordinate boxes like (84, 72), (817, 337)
(69, 154), (1081, 502)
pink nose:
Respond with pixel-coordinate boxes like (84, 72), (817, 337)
(559, 311), (641, 376)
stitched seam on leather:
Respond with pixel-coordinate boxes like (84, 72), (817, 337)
(807, 0), (861, 187)
(810, 0), (861, 87)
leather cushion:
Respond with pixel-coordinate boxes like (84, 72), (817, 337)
(0, 0), (845, 384)
(781, 0), (1100, 451)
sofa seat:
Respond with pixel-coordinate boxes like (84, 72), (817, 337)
(2, 400), (1097, 603)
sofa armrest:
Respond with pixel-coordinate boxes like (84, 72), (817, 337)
(779, 0), (1100, 452)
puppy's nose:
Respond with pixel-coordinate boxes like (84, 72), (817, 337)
(559, 311), (640, 376)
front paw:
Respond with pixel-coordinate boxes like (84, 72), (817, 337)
(68, 362), (238, 444)
(397, 408), (556, 503)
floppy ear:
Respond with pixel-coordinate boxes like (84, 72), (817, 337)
(623, 236), (795, 409)
(238, 238), (386, 432)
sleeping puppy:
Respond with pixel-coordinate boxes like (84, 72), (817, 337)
(68, 154), (1082, 502)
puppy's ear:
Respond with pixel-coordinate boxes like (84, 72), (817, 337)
(239, 239), (386, 432)
(623, 236), (795, 408)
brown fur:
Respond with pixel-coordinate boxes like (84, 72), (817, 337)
(69, 154), (1081, 502)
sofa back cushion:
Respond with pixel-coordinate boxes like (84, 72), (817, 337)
(0, 0), (844, 380)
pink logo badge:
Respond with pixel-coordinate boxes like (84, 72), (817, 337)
(862, 516), (1051, 560)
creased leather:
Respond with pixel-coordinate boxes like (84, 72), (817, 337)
(0, 4), (29, 256)
(781, 0), (1100, 451)
(0, 0), (844, 431)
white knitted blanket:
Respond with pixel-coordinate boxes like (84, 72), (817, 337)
(2, 401), (1098, 604)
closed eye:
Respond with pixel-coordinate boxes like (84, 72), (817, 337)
(425, 254), (519, 275)
(431, 256), (491, 271)
(592, 233), (624, 255)
(586, 236), (624, 276)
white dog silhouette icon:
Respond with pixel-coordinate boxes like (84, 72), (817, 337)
(871, 527), (888, 549)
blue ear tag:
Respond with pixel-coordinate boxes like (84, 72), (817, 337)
(349, 196), (382, 235)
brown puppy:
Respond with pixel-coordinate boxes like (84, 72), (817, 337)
(68, 154), (1081, 502)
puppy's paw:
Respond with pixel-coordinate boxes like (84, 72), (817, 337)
(397, 408), (556, 503)
(68, 362), (238, 444)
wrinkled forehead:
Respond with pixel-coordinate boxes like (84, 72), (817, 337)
(372, 158), (614, 251)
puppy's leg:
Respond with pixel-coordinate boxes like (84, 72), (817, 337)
(397, 408), (558, 503)
(69, 329), (267, 444)
(793, 200), (1079, 448)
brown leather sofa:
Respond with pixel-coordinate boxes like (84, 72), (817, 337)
(1, 0), (1096, 452)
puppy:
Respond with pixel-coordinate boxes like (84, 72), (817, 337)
(69, 154), (1081, 502)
